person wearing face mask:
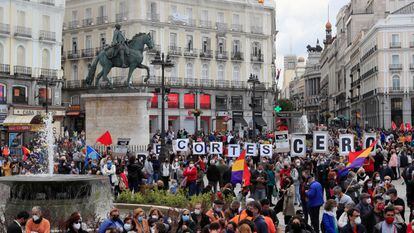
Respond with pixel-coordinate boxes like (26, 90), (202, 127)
(148, 208), (171, 232)
(355, 193), (374, 233)
(176, 209), (196, 233)
(246, 201), (268, 233)
(380, 163), (395, 181)
(321, 200), (339, 233)
(98, 208), (124, 233)
(25, 206), (50, 233)
(206, 157), (220, 193)
(133, 208), (149, 233)
(385, 188), (406, 222)
(250, 163), (268, 201)
(65, 212), (87, 233)
(190, 204), (209, 229)
(102, 158), (118, 189)
(183, 161), (198, 196)
(282, 176), (295, 224)
(333, 186), (354, 219)
(7, 211), (29, 233)
(340, 208), (367, 233)
(286, 216), (312, 233)
(205, 200), (225, 223)
(123, 217), (136, 233)
(373, 206), (405, 233)
(279, 162), (291, 187)
(362, 179), (375, 198)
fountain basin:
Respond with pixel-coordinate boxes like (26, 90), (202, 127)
(0, 175), (112, 226)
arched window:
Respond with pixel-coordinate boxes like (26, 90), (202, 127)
(0, 43), (4, 64)
(17, 46), (25, 66)
(42, 49), (50, 69)
(72, 63), (78, 80)
(0, 83), (6, 103)
(218, 64), (224, 80)
(233, 65), (240, 81)
(186, 63), (194, 79)
(12, 85), (27, 104)
(392, 75), (400, 90)
(201, 64), (209, 80)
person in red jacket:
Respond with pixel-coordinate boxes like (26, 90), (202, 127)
(279, 162), (291, 187)
(183, 161), (198, 196)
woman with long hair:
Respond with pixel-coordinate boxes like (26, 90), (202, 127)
(65, 212), (87, 233)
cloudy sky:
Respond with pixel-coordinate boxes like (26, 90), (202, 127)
(276, 0), (349, 81)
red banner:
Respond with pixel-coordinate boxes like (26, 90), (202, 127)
(184, 93), (195, 109)
(200, 94), (211, 109)
(168, 93), (179, 108)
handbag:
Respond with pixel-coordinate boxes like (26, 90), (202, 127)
(274, 195), (284, 214)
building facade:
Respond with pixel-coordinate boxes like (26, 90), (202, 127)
(62, 0), (277, 135)
(0, 0), (65, 147)
(280, 55), (296, 99)
(303, 43), (322, 125)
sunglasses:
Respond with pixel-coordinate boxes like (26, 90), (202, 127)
(183, 214), (190, 216)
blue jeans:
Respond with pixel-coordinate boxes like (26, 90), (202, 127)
(294, 183), (301, 204)
(147, 173), (154, 184)
(254, 189), (266, 201)
(188, 181), (197, 196)
(153, 173), (159, 182)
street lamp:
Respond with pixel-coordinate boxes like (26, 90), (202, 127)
(381, 98), (385, 129)
(151, 52), (174, 161)
(36, 75), (58, 114)
(247, 74), (260, 141)
(190, 89), (203, 137)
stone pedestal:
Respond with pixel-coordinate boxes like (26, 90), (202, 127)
(82, 93), (152, 146)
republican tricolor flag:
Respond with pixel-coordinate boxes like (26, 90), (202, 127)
(230, 150), (251, 187)
(340, 140), (377, 176)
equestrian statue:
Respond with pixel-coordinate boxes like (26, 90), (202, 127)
(85, 24), (154, 88)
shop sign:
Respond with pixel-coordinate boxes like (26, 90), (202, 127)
(216, 111), (229, 117)
(13, 108), (65, 116)
(8, 125), (31, 131)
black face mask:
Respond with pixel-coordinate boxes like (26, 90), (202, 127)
(112, 216), (120, 221)
(291, 223), (301, 231)
(246, 209), (253, 217)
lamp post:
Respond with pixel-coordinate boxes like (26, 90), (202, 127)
(37, 75), (58, 114)
(191, 89), (203, 137)
(151, 52), (174, 161)
(381, 98), (385, 129)
(248, 74), (260, 141)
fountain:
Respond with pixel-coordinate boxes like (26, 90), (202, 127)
(0, 112), (112, 226)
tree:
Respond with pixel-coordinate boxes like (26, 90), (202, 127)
(277, 99), (294, 111)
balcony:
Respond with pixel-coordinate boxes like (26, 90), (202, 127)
(0, 64), (10, 74)
(200, 79), (214, 87)
(0, 23), (10, 35)
(231, 81), (245, 89)
(146, 12), (160, 22)
(116, 12), (128, 22)
(14, 66), (32, 76)
(96, 16), (108, 25)
(216, 22), (227, 32)
(199, 50), (213, 59)
(67, 50), (80, 60)
(184, 78), (198, 87)
(390, 42), (401, 48)
(199, 20), (212, 29)
(183, 48), (198, 58)
(168, 46), (182, 56)
(216, 80), (229, 88)
(231, 51), (243, 61)
(14, 26), (31, 38)
(351, 79), (360, 88)
(389, 63), (403, 70)
(251, 26), (263, 34)
(166, 77), (182, 86)
(251, 53), (264, 63)
(361, 66), (378, 80)
(389, 86), (404, 94)
(231, 24), (243, 32)
(147, 44), (160, 54)
(215, 51), (228, 60)
(410, 42), (414, 48)
(40, 0), (54, 6)
(68, 20), (79, 29)
(39, 30), (56, 42)
(81, 48), (95, 58)
(82, 18), (94, 27)
(40, 68), (57, 78)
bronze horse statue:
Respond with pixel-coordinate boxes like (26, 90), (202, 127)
(85, 33), (154, 88)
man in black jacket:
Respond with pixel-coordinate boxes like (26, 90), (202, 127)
(7, 211), (29, 233)
(206, 158), (220, 192)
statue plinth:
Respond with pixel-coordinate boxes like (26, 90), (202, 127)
(82, 93), (152, 147)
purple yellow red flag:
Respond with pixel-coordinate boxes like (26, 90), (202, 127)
(231, 150), (251, 186)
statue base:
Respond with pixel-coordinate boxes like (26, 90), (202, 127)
(82, 93), (152, 147)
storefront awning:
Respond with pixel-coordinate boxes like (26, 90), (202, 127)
(66, 111), (80, 116)
(254, 116), (267, 126)
(233, 117), (248, 126)
(3, 115), (37, 125)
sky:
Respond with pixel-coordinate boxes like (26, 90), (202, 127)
(276, 0), (349, 84)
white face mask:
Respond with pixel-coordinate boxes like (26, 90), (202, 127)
(194, 209), (201, 215)
(124, 224), (132, 231)
(73, 223), (81, 230)
(150, 227), (156, 233)
(332, 207), (337, 213)
(366, 198), (372, 204)
(354, 217), (362, 225)
(151, 215), (158, 220)
(32, 215), (40, 221)
(375, 177), (381, 181)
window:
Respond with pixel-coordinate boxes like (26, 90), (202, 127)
(12, 85), (27, 104)
(42, 15), (50, 31)
(218, 38), (225, 53)
(71, 10), (77, 21)
(119, 1), (127, 14)
(231, 96), (243, 110)
(0, 43), (3, 64)
(392, 34), (399, 43)
(202, 37), (210, 52)
(17, 10), (25, 26)
(184, 93), (195, 109)
(72, 37), (78, 51)
(16, 46), (25, 66)
(201, 10), (208, 21)
(100, 33), (106, 47)
(392, 54), (399, 64)
(72, 64), (78, 80)
(252, 42), (261, 56)
(217, 12), (224, 23)
(85, 8), (92, 19)
(233, 40), (240, 54)
(150, 93), (158, 108)
(39, 87), (52, 105)
(233, 14), (240, 25)
(218, 64), (225, 80)
(71, 95), (80, 105)
(171, 5), (177, 15)
(186, 63), (194, 79)
(186, 35), (193, 51)
(41, 49), (50, 69)
(0, 83), (6, 103)
(233, 66), (240, 81)
(98, 5), (106, 17)
(150, 2), (157, 14)
(202, 64), (209, 79)
(85, 35), (92, 49)
(215, 96), (227, 110)
(392, 75), (400, 90)
(169, 33), (177, 47)
(200, 94), (211, 109)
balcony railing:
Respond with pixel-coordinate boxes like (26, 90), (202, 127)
(183, 48), (198, 58)
(81, 48), (95, 58)
(0, 23), (10, 35)
(251, 53), (264, 62)
(231, 52), (243, 61)
(215, 51), (228, 60)
(39, 30), (56, 41)
(199, 50), (213, 59)
(168, 46), (182, 56)
(231, 81), (245, 89)
(231, 24), (243, 32)
(251, 26), (263, 34)
(82, 18), (94, 27)
(116, 12), (128, 22)
(147, 44), (160, 54)
(410, 64), (414, 70)
(389, 63), (403, 70)
(67, 50), (80, 60)
(216, 22), (227, 31)
(96, 16), (109, 25)
(146, 12), (160, 22)
(14, 26), (31, 38)
(185, 19), (197, 27)
(40, 0), (54, 6)
(199, 20), (212, 29)
(184, 78), (198, 87)
(390, 42), (401, 48)
(0, 64), (10, 74)
(68, 20), (79, 29)
(166, 77), (182, 86)
(389, 87), (405, 93)
(200, 79), (214, 87)
(40, 68), (57, 78)
(14, 65), (32, 76)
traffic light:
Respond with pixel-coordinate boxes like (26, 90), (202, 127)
(274, 105), (282, 112)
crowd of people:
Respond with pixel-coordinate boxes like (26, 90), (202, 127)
(2, 127), (414, 233)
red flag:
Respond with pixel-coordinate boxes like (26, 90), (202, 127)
(96, 131), (112, 145)
(406, 123), (412, 131)
(391, 121), (397, 131)
(400, 123), (405, 131)
(2, 146), (9, 157)
(22, 146), (30, 155)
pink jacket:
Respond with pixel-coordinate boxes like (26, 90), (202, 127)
(388, 153), (398, 167)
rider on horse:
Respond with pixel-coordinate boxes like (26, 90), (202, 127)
(112, 24), (129, 68)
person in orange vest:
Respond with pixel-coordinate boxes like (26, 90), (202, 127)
(205, 200), (225, 223)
